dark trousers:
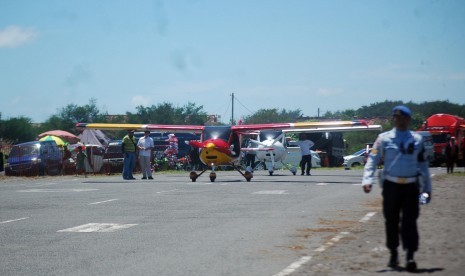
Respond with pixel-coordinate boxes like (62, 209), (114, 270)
(300, 154), (312, 174)
(382, 180), (420, 252)
(245, 154), (256, 168)
(446, 160), (455, 173)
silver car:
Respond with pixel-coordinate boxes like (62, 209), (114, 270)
(343, 149), (367, 169)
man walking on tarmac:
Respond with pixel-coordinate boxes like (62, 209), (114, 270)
(362, 105), (432, 272)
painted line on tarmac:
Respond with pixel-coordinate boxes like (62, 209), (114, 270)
(0, 217), (30, 224)
(272, 256), (312, 276)
(316, 183), (328, 186)
(34, 182), (58, 187)
(273, 212), (376, 275)
(359, 212), (377, 223)
(57, 223), (137, 233)
(273, 231), (350, 276)
(89, 199), (119, 205)
(17, 188), (99, 193)
(314, 232), (350, 252)
(187, 182), (213, 185)
(253, 190), (288, 195)
(156, 189), (179, 194)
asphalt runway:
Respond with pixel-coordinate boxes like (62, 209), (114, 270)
(0, 168), (423, 276)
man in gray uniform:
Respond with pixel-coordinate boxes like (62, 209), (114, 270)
(362, 105), (432, 272)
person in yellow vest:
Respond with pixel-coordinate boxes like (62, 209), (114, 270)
(122, 130), (137, 180)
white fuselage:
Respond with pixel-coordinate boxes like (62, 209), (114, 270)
(255, 139), (287, 164)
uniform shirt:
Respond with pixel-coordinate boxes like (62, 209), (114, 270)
(297, 140), (315, 156)
(246, 140), (257, 155)
(137, 136), (154, 157)
(122, 135), (137, 153)
(362, 128), (432, 193)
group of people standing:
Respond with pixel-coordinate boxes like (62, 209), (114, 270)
(121, 130), (154, 180)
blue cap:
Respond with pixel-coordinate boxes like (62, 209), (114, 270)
(392, 105), (412, 117)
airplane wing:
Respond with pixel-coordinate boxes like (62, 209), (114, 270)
(232, 120), (382, 133)
(76, 120), (381, 134)
(282, 125), (382, 133)
(241, 147), (275, 152)
(76, 123), (204, 133)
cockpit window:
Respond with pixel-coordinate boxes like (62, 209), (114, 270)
(259, 131), (282, 142)
(203, 126), (232, 141)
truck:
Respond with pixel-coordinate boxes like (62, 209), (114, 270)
(421, 113), (465, 166)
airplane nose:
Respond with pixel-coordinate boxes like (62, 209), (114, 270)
(206, 143), (216, 149)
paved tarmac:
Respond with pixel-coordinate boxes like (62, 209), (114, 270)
(0, 167), (447, 276)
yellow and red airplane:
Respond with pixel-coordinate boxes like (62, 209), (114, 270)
(76, 120), (381, 182)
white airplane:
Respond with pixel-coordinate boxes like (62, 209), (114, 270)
(242, 124), (382, 176)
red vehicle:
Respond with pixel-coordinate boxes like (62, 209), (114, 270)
(422, 114), (465, 166)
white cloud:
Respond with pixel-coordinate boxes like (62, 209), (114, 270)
(316, 87), (343, 96)
(447, 72), (465, 81)
(131, 95), (152, 107)
(0, 25), (38, 48)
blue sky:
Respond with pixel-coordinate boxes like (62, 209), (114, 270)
(1, 0), (464, 123)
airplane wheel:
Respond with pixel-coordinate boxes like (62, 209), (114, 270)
(209, 172), (216, 182)
(244, 171), (253, 182)
(190, 171), (198, 182)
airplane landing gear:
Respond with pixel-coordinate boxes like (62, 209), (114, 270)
(190, 167), (209, 182)
(190, 171), (198, 182)
(209, 172), (217, 182)
(233, 164), (253, 182)
(282, 162), (297, 176)
(290, 166), (297, 176)
(244, 171), (253, 182)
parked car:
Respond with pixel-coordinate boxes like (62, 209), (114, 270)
(343, 148), (367, 168)
(5, 141), (63, 176)
(102, 140), (124, 173)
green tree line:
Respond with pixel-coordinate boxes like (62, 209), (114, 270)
(1, 99), (464, 151)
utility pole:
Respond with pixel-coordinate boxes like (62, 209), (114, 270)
(231, 92), (234, 125)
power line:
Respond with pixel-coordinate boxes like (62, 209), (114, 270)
(234, 95), (254, 115)
(222, 97), (231, 123)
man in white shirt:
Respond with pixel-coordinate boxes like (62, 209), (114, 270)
(297, 133), (315, 175)
(137, 131), (154, 179)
